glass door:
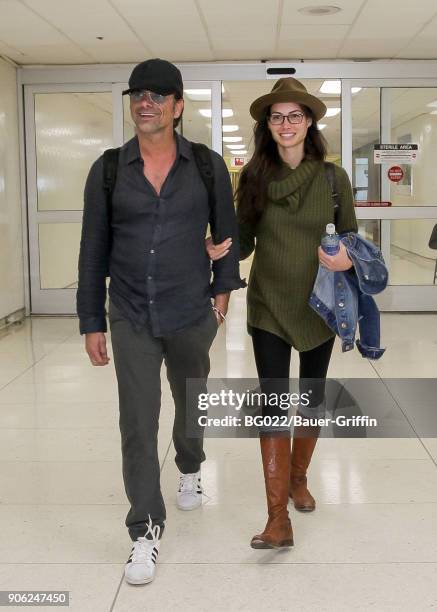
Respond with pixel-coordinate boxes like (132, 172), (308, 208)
(25, 84), (114, 314)
(349, 80), (437, 311)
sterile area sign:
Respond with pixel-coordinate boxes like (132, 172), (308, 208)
(374, 144), (419, 165)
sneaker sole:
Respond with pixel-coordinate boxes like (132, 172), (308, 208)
(125, 575), (155, 585)
(176, 500), (203, 511)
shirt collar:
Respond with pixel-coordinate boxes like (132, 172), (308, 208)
(123, 132), (192, 165)
(176, 133), (192, 160)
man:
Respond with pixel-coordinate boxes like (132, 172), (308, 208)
(77, 58), (244, 585)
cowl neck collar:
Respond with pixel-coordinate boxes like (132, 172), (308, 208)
(268, 160), (320, 203)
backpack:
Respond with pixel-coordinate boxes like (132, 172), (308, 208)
(324, 161), (340, 226)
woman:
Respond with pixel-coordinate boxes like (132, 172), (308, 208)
(208, 78), (358, 549)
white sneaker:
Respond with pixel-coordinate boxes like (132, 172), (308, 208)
(176, 471), (203, 511)
(124, 516), (160, 585)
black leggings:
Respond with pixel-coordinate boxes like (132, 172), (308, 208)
(251, 327), (335, 422)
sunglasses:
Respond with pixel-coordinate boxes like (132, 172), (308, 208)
(128, 90), (168, 105)
(268, 111), (305, 125)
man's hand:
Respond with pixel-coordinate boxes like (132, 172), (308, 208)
(318, 242), (353, 272)
(85, 332), (110, 366)
(205, 236), (232, 261)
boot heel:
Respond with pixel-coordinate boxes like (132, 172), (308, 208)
(277, 538), (294, 548)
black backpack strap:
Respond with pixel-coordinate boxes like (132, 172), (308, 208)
(324, 161), (340, 227)
(102, 147), (121, 226)
(191, 142), (220, 241)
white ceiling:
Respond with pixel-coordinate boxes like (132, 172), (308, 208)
(1, 0), (437, 65)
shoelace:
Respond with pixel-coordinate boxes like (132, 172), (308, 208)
(179, 473), (199, 493)
(131, 515), (160, 564)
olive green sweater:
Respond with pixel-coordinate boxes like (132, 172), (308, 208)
(239, 160), (358, 351)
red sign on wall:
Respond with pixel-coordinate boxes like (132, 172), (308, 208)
(387, 166), (404, 182)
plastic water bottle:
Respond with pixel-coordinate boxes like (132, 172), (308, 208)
(321, 223), (340, 256)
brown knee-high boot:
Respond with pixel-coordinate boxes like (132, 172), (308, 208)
(251, 436), (294, 549)
(289, 434), (318, 512)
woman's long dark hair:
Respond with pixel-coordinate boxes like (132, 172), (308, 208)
(236, 105), (328, 225)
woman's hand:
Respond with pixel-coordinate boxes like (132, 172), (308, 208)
(318, 242), (353, 272)
(205, 236), (232, 261)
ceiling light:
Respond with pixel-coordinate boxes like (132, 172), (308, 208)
(298, 5), (342, 15)
(199, 108), (234, 118)
(319, 81), (340, 94)
(325, 107), (341, 117)
(230, 150), (247, 155)
(427, 101), (437, 108)
(222, 125), (239, 132)
(184, 89), (211, 101)
(318, 124), (327, 130)
(223, 136), (242, 143)
(430, 110), (437, 115)
(319, 81), (361, 95)
(225, 144), (245, 149)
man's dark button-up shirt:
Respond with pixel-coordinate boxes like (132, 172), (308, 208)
(77, 134), (245, 336)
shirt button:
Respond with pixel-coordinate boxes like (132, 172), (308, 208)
(149, 300), (154, 304)
(337, 282), (343, 288)
(338, 302), (344, 307)
(150, 249), (155, 254)
(341, 322), (347, 329)
(148, 276), (153, 280)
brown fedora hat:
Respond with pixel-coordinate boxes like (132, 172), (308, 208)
(250, 78), (327, 122)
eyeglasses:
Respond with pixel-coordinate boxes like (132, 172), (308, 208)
(268, 111), (305, 125)
(129, 90), (168, 105)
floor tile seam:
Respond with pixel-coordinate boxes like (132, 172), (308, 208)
(0, 457), (435, 463)
(0, 402), (120, 406)
(1, 458), (434, 463)
(365, 363), (437, 469)
(1, 561), (437, 566)
(0, 460), (126, 464)
(1, 501), (437, 507)
(0, 427), (121, 431)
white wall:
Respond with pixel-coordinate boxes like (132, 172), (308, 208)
(0, 57), (24, 320)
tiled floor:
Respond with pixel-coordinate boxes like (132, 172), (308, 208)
(0, 301), (437, 611)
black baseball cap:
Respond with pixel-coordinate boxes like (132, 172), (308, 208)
(122, 58), (183, 97)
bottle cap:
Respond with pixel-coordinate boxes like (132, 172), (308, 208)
(326, 223), (336, 234)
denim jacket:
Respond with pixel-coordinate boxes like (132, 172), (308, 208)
(309, 233), (388, 360)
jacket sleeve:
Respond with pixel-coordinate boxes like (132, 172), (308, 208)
(209, 151), (246, 296)
(335, 166), (358, 234)
(76, 156), (110, 334)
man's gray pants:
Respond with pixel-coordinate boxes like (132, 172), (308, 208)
(109, 300), (218, 541)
